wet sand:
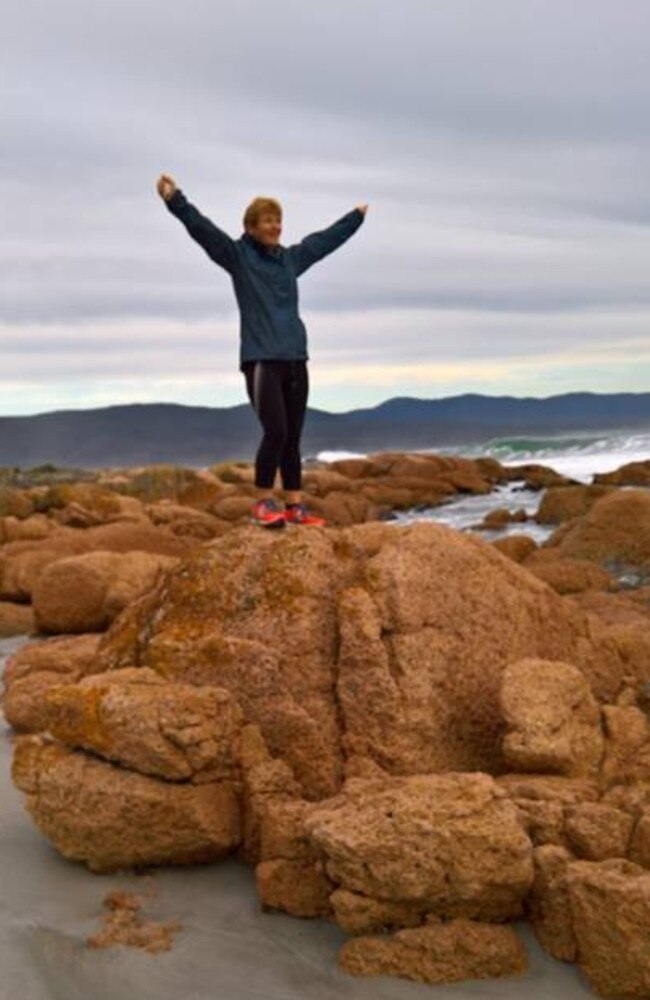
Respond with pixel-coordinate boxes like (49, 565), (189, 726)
(1, 637), (594, 1000)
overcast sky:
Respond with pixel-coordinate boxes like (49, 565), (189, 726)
(4, 0), (650, 414)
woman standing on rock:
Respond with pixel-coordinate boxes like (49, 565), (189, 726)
(157, 174), (367, 528)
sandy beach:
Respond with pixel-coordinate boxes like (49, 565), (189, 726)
(1, 632), (597, 1000)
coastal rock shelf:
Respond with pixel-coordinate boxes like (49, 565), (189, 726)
(4, 452), (650, 995)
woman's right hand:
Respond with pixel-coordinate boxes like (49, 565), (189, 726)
(156, 174), (177, 201)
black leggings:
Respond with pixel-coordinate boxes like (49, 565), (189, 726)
(243, 360), (309, 491)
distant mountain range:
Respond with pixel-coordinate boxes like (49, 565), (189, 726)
(0, 392), (649, 468)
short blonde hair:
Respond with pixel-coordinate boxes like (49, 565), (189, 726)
(243, 197), (282, 231)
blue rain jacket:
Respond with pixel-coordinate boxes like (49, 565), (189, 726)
(165, 190), (365, 370)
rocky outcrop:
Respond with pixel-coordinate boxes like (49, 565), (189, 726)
(6, 474), (650, 996)
(90, 522), (633, 794)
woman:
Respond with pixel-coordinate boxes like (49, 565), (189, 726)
(157, 173), (367, 527)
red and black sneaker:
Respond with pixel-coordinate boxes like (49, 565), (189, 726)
(283, 502), (326, 527)
(251, 498), (286, 529)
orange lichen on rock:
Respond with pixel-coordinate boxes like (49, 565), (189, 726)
(44, 667), (244, 782)
(2, 634), (102, 732)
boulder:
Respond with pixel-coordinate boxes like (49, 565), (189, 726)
(301, 470), (354, 497)
(328, 458), (378, 480)
(594, 460), (650, 487)
(12, 736), (240, 872)
(567, 859), (650, 999)
(314, 491), (374, 526)
(240, 751), (302, 865)
(535, 484), (615, 524)
(107, 464), (222, 505)
(339, 919), (528, 986)
(491, 534), (538, 563)
(259, 798), (315, 864)
(601, 705), (650, 788)
(255, 859), (332, 917)
(32, 550), (178, 633)
(566, 591), (650, 628)
(45, 667), (244, 782)
(563, 803), (634, 861)
(37, 483), (144, 521)
(0, 514), (54, 543)
(0, 487), (34, 519)
(524, 556), (613, 595)
(505, 464), (574, 490)
(546, 489), (650, 569)
(356, 481), (429, 510)
(0, 544), (78, 601)
(0, 521), (191, 601)
(496, 775), (599, 848)
(500, 658), (605, 777)
(480, 507), (528, 529)
(305, 773), (534, 921)
(209, 462), (254, 485)
(2, 634), (101, 732)
(329, 889), (426, 935)
(145, 501), (226, 540)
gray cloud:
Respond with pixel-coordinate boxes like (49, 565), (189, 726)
(3, 0), (650, 411)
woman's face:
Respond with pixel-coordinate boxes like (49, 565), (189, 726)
(249, 212), (282, 247)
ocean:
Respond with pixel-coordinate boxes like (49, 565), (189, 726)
(316, 428), (650, 544)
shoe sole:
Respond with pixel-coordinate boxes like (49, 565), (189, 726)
(251, 517), (286, 529)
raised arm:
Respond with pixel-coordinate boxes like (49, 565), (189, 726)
(287, 205), (367, 277)
(156, 174), (238, 274)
